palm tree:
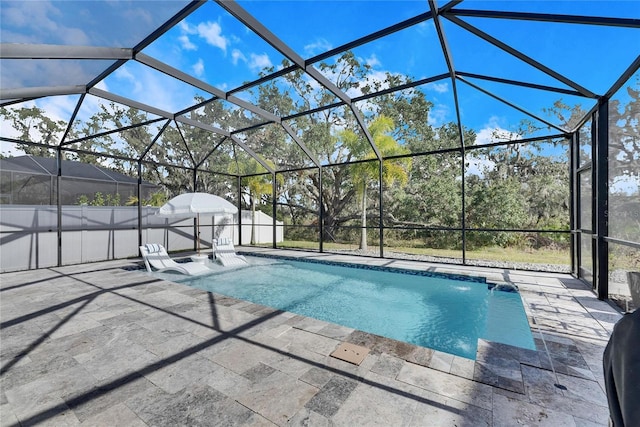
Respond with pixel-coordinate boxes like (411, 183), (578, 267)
(235, 158), (279, 245)
(245, 174), (273, 245)
(341, 115), (410, 250)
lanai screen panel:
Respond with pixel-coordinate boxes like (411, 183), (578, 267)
(237, 0), (431, 62)
(0, 0), (192, 92)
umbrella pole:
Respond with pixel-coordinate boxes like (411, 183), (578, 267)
(196, 213), (201, 255)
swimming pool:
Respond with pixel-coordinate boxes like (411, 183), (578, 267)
(179, 256), (535, 359)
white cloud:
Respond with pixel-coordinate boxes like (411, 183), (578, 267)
(465, 155), (495, 178)
(474, 116), (521, 145)
(101, 63), (196, 113)
(0, 140), (25, 157)
(248, 53), (272, 72)
(231, 49), (246, 66)
(2, 1), (90, 45)
(93, 80), (109, 91)
(178, 35), (197, 51)
(474, 127), (496, 146)
(113, 66), (142, 94)
(429, 82), (449, 94)
(39, 95), (79, 124)
(196, 21), (228, 52)
(365, 54), (381, 68)
(177, 20), (227, 53)
(179, 21), (196, 35)
(465, 117), (525, 176)
(428, 104), (450, 126)
(303, 38), (333, 56)
(0, 95), (78, 148)
(192, 58), (204, 77)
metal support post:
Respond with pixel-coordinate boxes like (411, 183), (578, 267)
(379, 160), (384, 258)
(272, 172), (277, 249)
(595, 101), (609, 300)
(137, 161), (143, 249)
(56, 147), (62, 267)
(237, 176), (242, 245)
(569, 133), (578, 277)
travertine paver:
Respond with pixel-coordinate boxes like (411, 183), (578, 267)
(236, 370), (318, 424)
(0, 250), (620, 426)
(410, 389), (493, 427)
(332, 370), (421, 426)
(492, 392), (576, 427)
(304, 376), (359, 417)
(397, 362), (494, 411)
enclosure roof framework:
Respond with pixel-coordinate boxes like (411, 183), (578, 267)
(0, 155), (157, 186)
(1, 0), (639, 173)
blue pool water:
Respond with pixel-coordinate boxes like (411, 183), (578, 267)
(180, 257), (535, 359)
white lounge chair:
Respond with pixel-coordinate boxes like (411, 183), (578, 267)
(213, 237), (248, 267)
(140, 244), (211, 275)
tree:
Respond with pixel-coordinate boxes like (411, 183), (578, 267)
(247, 52), (446, 245)
(0, 105), (67, 156)
(339, 115), (410, 249)
(607, 78), (640, 244)
(234, 158), (278, 245)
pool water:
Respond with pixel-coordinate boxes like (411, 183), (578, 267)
(180, 257), (535, 359)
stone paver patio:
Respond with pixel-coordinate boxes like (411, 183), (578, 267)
(0, 248), (621, 426)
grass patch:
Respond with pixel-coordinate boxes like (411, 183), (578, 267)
(267, 240), (570, 265)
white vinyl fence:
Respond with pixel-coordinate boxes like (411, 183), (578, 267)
(0, 205), (282, 272)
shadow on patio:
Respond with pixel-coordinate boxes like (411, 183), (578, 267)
(1, 260), (492, 426)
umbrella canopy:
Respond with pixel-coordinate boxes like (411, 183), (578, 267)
(156, 192), (238, 255)
(156, 192), (237, 218)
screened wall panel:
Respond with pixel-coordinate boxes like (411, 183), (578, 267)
(605, 70), (639, 310)
(608, 73), (640, 244)
(579, 118), (593, 167)
(388, 152), (461, 229)
(60, 153), (142, 263)
(580, 233), (594, 285)
(383, 229), (463, 262)
(579, 172), (592, 231)
(324, 227), (381, 256)
(465, 140), (569, 232)
(0, 148), (59, 271)
(0, 205), (58, 271)
(608, 244), (640, 312)
(240, 173), (279, 246)
(465, 231), (570, 268)
(275, 169), (319, 248)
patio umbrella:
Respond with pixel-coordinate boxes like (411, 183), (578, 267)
(156, 192), (238, 254)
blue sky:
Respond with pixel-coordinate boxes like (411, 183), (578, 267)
(1, 0), (638, 150)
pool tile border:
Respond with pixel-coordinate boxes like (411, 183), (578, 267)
(242, 252), (487, 284)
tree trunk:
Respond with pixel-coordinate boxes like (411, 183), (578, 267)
(360, 185), (367, 250)
(250, 197), (256, 245)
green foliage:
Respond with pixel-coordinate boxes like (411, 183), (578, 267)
(89, 192), (104, 206)
(0, 105), (66, 156)
(76, 192), (124, 206)
(105, 193), (120, 206)
(466, 176), (530, 247)
(125, 192), (167, 207)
